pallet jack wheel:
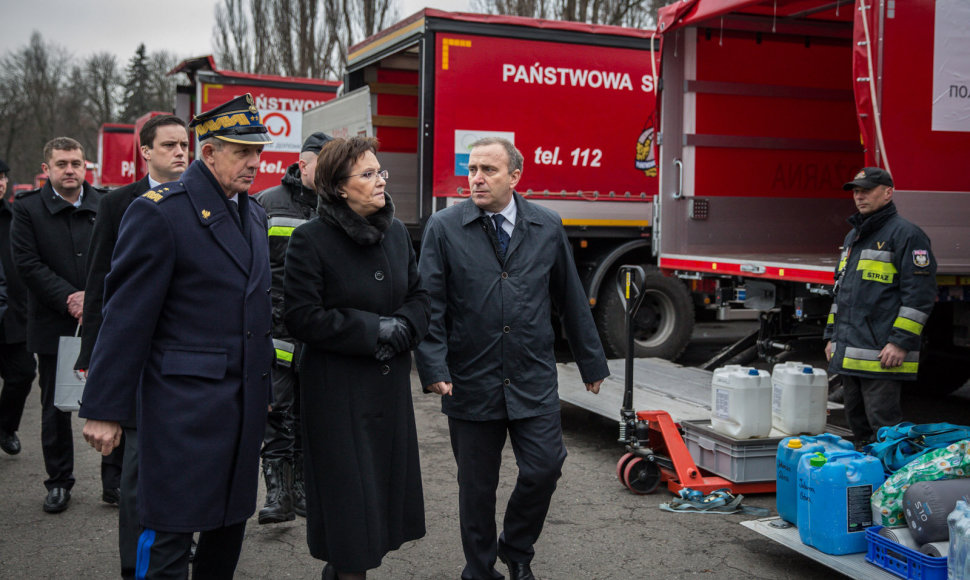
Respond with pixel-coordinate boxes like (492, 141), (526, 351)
(623, 457), (661, 495)
(616, 452), (636, 483)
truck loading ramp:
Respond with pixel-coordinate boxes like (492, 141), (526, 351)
(558, 357), (715, 422)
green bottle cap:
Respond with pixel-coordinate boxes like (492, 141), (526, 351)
(809, 452), (827, 467)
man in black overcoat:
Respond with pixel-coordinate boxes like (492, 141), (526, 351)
(79, 94), (274, 577)
(0, 158), (38, 457)
(415, 137), (609, 580)
(10, 138), (103, 513)
(75, 114), (188, 579)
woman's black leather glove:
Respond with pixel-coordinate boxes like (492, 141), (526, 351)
(376, 316), (412, 360)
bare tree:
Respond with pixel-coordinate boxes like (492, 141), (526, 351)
(64, 66), (99, 156)
(213, 0), (253, 72)
(146, 50), (180, 113)
(0, 32), (73, 184)
(473, 0), (550, 19)
(295, 0), (327, 77)
(81, 53), (123, 127)
(211, 0), (394, 79)
(0, 33), (195, 186)
(472, 0), (657, 27)
(320, 0), (396, 77)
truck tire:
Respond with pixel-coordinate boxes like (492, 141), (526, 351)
(917, 349), (970, 395)
(595, 266), (694, 360)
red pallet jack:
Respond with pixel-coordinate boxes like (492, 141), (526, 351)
(613, 266), (775, 496)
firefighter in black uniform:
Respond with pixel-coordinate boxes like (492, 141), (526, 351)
(254, 131), (332, 523)
(824, 167), (937, 446)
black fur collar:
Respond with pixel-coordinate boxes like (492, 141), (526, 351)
(317, 193), (394, 245)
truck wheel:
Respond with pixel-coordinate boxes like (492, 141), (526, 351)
(595, 266), (694, 360)
(917, 349), (970, 395)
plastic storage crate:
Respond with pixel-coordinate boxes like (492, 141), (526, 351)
(681, 420), (781, 482)
(865, 527), (948, 580)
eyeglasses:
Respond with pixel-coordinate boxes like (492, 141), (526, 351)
(343, 169), (388, 181)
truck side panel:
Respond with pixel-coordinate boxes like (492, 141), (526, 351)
(97, 124), (136, 188)
(197, 77), (337, 193)
(431, 32), (660, 209)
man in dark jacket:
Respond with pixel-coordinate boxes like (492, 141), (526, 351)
(79, 94), (274, 578)
(0, 158), (38, 457)
(77, 115), (188, 369)
(76, 114), (188, 579)
(415, 137), (609, 580)
(10, 138), (102, 513)
(253, 131), (330, 524)
(824, 167), (937, 446)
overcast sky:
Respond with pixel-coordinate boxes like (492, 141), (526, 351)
(0, 0), (471, 67)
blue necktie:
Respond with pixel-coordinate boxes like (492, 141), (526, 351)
(492, 214), (510, 256)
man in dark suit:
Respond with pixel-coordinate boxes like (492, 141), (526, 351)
(75, 114), (188, 579)
(415, 137), (609, 580)
(0, 158), (38, 457)
(76, 115), (188, 370)
(10, 138), (103, 514)
(79, 94), (274, 578)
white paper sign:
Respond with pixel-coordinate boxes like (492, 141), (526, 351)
(932, 0), (970, 132)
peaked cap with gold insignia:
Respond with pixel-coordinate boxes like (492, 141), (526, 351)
(189, 93), (273, 145)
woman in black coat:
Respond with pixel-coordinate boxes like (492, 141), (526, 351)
(283, 137), (430, 580)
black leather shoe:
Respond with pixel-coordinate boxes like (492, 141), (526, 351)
(497, 548), (536, 580)
(0, 430), (20, 455)
(43, 488), (71, 513)
(102, 487), (121, 505)
(321, 563), (336, 580)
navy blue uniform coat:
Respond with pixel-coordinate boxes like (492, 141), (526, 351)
(79, 160), (274, 532)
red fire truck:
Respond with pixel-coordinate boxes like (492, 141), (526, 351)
(94, 60), (341, 194)
(303, 9), (694, 359)
(304, 3), (970, 389)
(653, 0), (970, 390)
(95, 123), (136, 187)
(172, 56), (341, 193)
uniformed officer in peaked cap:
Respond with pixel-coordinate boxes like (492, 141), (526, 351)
(80, 93), (275, 577)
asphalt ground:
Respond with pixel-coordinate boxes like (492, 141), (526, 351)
(1, 321), (966, 579)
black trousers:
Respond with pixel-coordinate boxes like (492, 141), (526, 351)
(0, 341), (36, 434)
(841, 374), (904, 444)
(261, 363), (301, 460)
(36, 354), (123, 490)
(135, 522), (246, 579)
(449, 411), (567, 580)
(120, 427), (139, 580)
(36, 354), (75, 489)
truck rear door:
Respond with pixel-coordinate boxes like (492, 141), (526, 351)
(655, 0), (861, 285)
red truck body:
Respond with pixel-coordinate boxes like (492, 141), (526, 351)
(302, 4), (969, 373)
(654, 0), (970, 383)
(303, 10), (690, 358)
(96, 123), (136, 187)
(172, 56), (341, 194)
(654, 0), (970, 281)
(93, 57), (343, 194)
